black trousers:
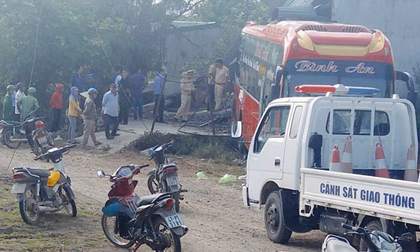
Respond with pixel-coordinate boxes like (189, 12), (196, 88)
(119, 103), (129, 124)
(103, 114), (119, 138)
(50, 108), (61, 132)
(25, 123), (35, 149)
(153, 94), (165, 122)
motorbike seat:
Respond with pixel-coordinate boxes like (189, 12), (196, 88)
(15, 167), (50, 178)
(3, 120), (21, 126)
(136, 193), (171, 206)
(322, 235), (357, 252)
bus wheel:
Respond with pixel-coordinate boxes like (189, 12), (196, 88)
(264, 191), (292, 244)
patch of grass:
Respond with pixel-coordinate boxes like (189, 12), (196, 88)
(0, 178), (106, 252)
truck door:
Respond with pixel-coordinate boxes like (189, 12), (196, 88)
(248, 105), (291, 202)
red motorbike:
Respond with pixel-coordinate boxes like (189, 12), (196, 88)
(97, 164), (187, 252)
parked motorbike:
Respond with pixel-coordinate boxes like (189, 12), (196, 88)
(322, 223), (417, 252)
(1, 113), (54, 154)
(147, 141), (186, 213)
(11, 144), (77, 224)
(97, 164), (188, 252)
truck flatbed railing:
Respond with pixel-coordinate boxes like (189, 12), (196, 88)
(300, 168), (420, 226)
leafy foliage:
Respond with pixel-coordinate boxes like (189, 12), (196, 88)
(0, 0), (269, 115)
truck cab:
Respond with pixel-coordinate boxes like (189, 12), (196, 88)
(243, 85), (420, 245)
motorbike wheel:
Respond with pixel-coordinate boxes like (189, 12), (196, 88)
(148, 175), (159, 194)
(3, 129), (21, 149)
(32, 129), (55, 155)
(153, 217), (181, 252)
(101, 214), (134, 248)
(60, 187), (77, 217)
(173, 193), (180, 213)
(264, 191), (292, 244)
(359, 220), (382, 252)
(19, 185), (43, 224)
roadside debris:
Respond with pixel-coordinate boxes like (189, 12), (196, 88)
(219, 174), (237, 184)
(238, 175), (246, 180)
(196, 171), (208, 180)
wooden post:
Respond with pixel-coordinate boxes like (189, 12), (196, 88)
(151, 74), (167, 133)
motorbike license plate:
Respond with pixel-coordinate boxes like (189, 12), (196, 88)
(166, 176), (179, 187)
(11, 183), (26, 194)
(37, 136), (48, 144)
(165, 214), (184, 228)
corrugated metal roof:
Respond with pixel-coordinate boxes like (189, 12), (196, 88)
(283, 0), (314, 7)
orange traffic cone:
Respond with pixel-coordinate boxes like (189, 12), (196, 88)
(404, 145), (418, 182)
(375, 143), (389, 178)
(341, 136), (353, 173)
(330, 145), (341, 172)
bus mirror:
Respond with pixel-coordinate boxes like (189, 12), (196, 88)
(407, 90), (418, 106)
(396, 70), (417, 105)
(275, 66), (283, 85)
(231, 121), (242, 138)
(270, 83), (280, 102)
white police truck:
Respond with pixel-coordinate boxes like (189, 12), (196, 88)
(238, 85), (420, 247)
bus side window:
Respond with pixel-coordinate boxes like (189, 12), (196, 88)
(254, 106), (291, 153)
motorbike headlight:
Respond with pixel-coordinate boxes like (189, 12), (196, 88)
(369, 233), (381, 249)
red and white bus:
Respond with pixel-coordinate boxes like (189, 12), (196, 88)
(231, 20), (416, 148)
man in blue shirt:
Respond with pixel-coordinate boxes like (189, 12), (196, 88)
(102, 84), (119, 139)
(70, 63), (86, 92)
(153, 69), (166, 123)
(130, 68), (147, 120)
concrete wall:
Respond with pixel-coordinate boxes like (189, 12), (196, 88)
(332, 0), (420, 74)
(163, 26), (223, 96)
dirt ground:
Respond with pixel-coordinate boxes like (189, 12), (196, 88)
(0, 144), (324, 252)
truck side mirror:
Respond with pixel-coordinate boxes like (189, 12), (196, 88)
(231, 121), (242, 139)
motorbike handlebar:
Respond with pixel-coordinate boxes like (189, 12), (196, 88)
(148, 141), (174, 160)
(341, 223), (365, 234)
(34, 144), (77, 160)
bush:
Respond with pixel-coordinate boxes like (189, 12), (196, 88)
(132, 132), (241, 164)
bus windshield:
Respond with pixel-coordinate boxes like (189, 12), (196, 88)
(283, 59), (394, 97)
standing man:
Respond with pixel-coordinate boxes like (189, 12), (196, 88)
(15, 82), (26, 121)
(102, 84), (119, 139)
(49, 83), (64, 133)
(3, 85), (16, 121)
(113, 67), (123, 91)
(17, 87), (39, 151)
(175, 70), (195, 122)
(153, 69), (166, 123)
(130, 68), (146, 120)
(70, 63), (86, 92)
(81, 88), (101, 149)
(208, 59), (229, 111)
(119, 70), (131, 125)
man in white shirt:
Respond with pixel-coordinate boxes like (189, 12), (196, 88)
(102, 84), (119, 139)
(15, 82), (27, 121)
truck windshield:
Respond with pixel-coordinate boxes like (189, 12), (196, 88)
(282, 59), (394, 98)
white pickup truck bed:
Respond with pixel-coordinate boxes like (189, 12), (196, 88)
(300, 168), (420, 226)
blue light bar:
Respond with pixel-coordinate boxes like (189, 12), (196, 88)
(347, 86), (380, 95)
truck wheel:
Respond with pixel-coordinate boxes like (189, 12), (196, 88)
(359, 220), (382, 252)
(264, 191), (292, 244)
